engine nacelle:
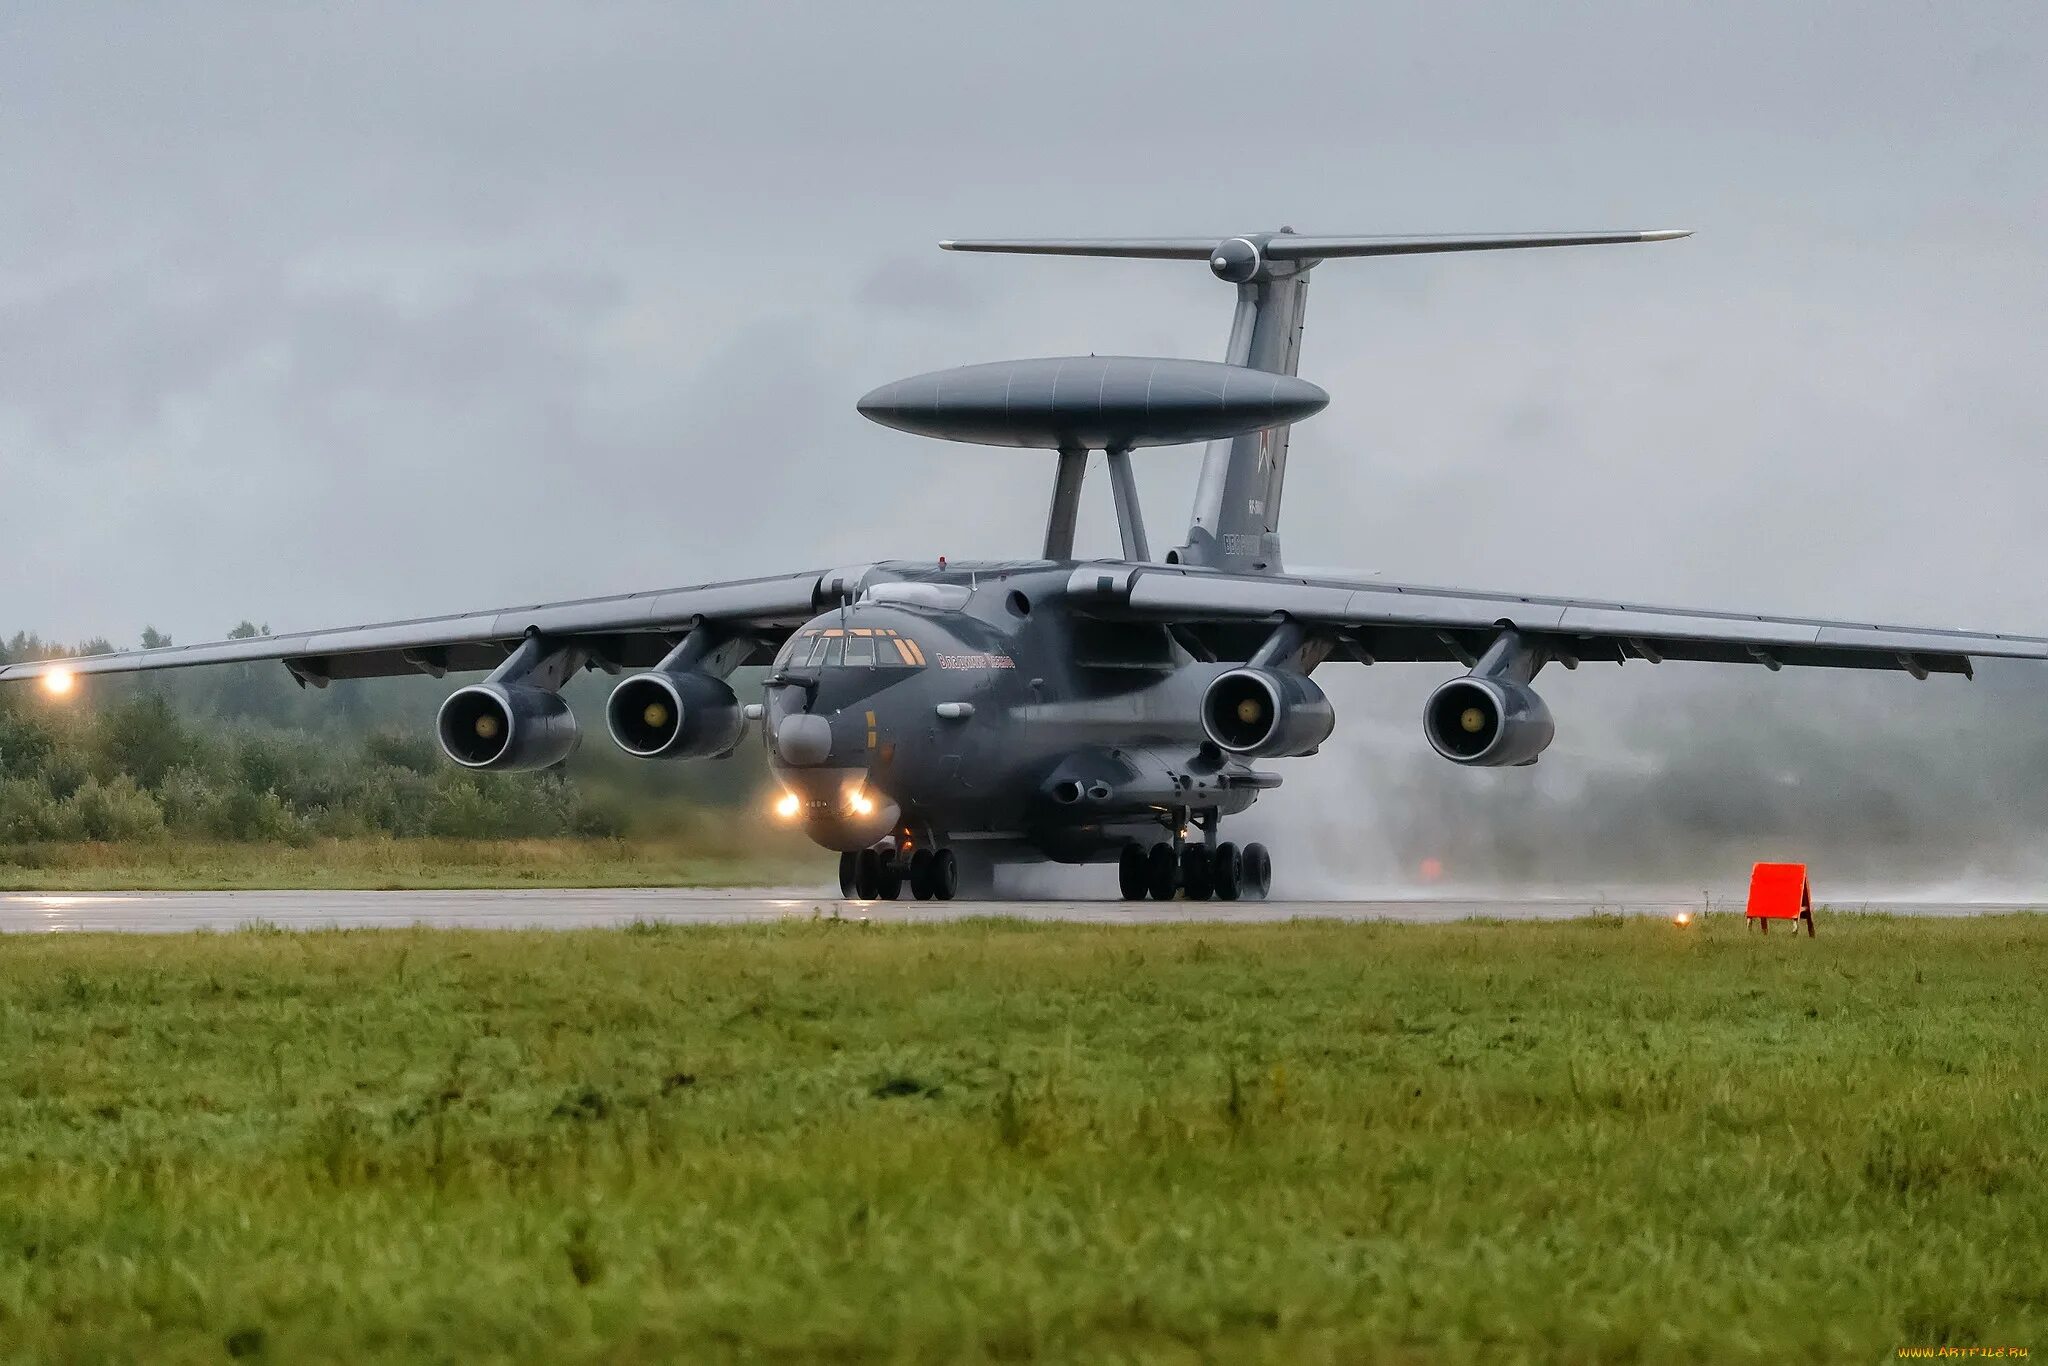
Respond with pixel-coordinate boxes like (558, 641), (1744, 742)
(605, 670), (745, 759)
(436, 683), (580, 772)
(1200, 668), (1336, 758)
(1424, 677), (1555, 767)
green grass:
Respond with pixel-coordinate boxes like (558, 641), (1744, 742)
(0, 836), (812, 890)
(0, 915), (2041, 1363)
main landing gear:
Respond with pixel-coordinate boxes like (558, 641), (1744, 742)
(1118, 839), (1272, 902)
(839, 846), (960, 902)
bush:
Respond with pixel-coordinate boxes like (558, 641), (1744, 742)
(345, 766), (437, 838)
(362, 730), (439, 776)
(209, 787), (304, 843)
(425, 775), (504, 840)
(0, 709), (56, 775)
(62, 776), (166, 842)
(39, 749), (92, 802)
(94, 695), (199, 789)
(0, 778), (69, 842)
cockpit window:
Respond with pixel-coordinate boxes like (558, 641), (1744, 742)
(781, 626), (925, 670)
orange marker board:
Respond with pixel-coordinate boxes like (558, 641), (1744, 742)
(1746, 863), (1812, 920)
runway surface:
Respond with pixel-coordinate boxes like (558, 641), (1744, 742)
(0, 887), (2038, 933)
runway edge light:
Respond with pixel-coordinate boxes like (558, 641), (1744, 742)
(1746, 863), (1816, 937)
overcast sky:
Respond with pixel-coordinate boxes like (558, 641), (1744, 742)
(5, 2), (2046, 886)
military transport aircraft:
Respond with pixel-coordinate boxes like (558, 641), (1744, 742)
(8, 229), (2047, 902)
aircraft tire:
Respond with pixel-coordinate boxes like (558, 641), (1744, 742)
(1181, 845), (1214, 901)
(877, 862), (903, 900)
(930, 849), (960, 901)
(1146, 843), (1180, 901)
(854, 849), (882, 900)
(1117, 845), (1148, 900)
(1212, 843), (1243, 902)
(838, 851), (859, 899)
(1242, 842), (1273, 900)
(908, 849), (936, 900)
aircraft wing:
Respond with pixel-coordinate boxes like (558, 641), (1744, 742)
(1065, 564), (2048, 677)
(0, 569), (842, 687)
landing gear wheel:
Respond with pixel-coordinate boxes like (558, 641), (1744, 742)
(876, 861), (903, 901)
(1117, 845), (1148, 901)
(1242, 842), (1272, 900)
(930, 849), (960, 901)
(1181, 845), (1214, 901)
(908, 849), (936, 901)
(1146, 842), (1180, 901)
(838, 851), (858, 899)
(853, 849), (881, 900)
(1212, 842), (1243, 902)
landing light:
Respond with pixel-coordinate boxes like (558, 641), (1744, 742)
(1673, 910), (1693, 927)
(847, 789), (875, 818)
(774, 791), (801, 820)
(41, 668), (74, 697)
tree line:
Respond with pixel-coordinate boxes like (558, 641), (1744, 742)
(0, 627), (766, 844)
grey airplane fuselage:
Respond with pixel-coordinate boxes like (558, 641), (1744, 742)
(764, 561), (1262, 862)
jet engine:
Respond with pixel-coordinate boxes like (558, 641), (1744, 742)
(1200, 667), (1335, 758)
(1423, 676), (1555, 767)
(605, 670), (745, 759)
(437, 683), (580, 772)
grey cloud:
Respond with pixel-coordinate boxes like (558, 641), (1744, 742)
(853, 257), (987, 320)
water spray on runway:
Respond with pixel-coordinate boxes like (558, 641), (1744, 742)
(1245, 657), (2048, 903)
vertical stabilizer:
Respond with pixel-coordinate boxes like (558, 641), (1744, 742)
(1177, 236), (1310, 573)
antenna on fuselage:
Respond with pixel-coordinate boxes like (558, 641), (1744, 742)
(856, 354), (1328, 565)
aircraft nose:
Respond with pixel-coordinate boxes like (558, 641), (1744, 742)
(774, 713), (833, 766)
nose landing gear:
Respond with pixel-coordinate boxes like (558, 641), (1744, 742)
(839, 848), (902, 900)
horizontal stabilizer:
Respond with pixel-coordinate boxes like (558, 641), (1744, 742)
(1260, 229), (1689, 259)
(940, 229), (1689, 267)
(939, 238), (1219, 259)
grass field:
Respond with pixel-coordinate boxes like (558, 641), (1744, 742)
(0, 915), (2041, 1363)
(0, 836), (811, 891)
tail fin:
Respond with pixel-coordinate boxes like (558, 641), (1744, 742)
(942, 229), (1688, 573)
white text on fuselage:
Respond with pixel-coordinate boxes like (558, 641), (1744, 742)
(935, 653), (1016, 670)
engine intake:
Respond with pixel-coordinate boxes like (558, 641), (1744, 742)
(605, 671), (745, 759)
(436, 683), (580, 772)
(1201, 668), (1335, 758)
(1424, 677), (1555, 767)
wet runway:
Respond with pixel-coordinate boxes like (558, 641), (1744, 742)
(0, 887), (2037, 933)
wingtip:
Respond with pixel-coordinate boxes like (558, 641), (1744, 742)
(937, 239), (959, 250)
(1645, 229), (1693, 241)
